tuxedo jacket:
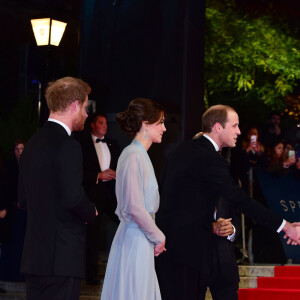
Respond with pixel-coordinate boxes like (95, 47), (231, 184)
(213, 198), (241, 284)
(18, 121), (95, 278)
(157, 136), (283, 281)
(77, 134), (120, 216)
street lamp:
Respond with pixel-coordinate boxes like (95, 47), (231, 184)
(31, 18), (67, 46)
(30, 18), (67, 124)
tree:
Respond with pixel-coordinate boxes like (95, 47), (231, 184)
(0, 95), (38, 160)
(205, 0), (300, 112)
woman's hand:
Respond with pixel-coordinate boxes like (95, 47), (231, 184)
(154, 240), (166, 257)
(246, 141), (261, 153)
(253, 141), (262, 153)
(0, 209), (7, 219)
(283, 156), (296, 168)
(296, 158), (300, 170)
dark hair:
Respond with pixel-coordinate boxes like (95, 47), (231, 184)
(268, 111), (281, 120)
(13, 139), (25, 149)
(116, 98), (164, 138)
(90, 113), (107, 124)
(202, 105), (235, 133)
(240, 126), (262, 151)
(45, 77), (91, 113)
(267, 139), (286, 163)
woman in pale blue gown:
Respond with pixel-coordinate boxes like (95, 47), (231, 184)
(100, 98), (167, 300)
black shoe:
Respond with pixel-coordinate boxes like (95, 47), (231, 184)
(0, 288), (6, 293)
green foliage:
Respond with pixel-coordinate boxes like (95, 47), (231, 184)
(205, 0), (300, 110)
(0, 95), (39, 160)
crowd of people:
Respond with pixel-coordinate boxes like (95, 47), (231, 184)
(0, 140), (27, 286)
(1, 76), (300, 300)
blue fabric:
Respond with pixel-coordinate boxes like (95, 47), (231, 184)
(255, 169), (300, 260)
(101, 140), (163, 300)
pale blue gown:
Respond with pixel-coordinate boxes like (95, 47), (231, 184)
(100, 140), (165, 300)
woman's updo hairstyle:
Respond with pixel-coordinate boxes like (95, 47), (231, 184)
(116, 98), (164, 138)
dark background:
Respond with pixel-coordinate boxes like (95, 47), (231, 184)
(0, 0), (299, 175)
(0, 0), (205, 176)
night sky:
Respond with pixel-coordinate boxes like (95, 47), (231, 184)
(0, 0), (299, 114)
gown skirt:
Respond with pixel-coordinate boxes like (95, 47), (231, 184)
(100, 220), (161, 300)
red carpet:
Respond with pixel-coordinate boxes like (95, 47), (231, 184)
(239, 266), (300, 300)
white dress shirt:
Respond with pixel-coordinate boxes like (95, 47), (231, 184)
(92, 135), (111, 180)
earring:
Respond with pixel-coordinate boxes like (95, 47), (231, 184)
(145, 128), (148, 140)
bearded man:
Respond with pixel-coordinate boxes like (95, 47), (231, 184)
(18, 77), (97, 300)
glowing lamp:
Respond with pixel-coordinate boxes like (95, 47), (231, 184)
(31, 18), (67, 46)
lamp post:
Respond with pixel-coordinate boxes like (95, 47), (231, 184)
(30, 18), (67, 124)
(31, 18), (67, 46)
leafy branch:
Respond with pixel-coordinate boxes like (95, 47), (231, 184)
(205, 0), (300, 110)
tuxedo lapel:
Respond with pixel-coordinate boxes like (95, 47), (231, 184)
(87, 135), (102, 171)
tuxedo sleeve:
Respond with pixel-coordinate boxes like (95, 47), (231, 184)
(82, 169), (99, 186)
(56, 139), (95, 223)
(217, 197), (242, 240)
(80, 144), (99, 186)
(208, 155), (283, 232)
(109, 140), (121, 170)
(231, 212), (241, 240)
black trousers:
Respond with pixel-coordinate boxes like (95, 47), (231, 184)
(156, 252), (238, 300)
(208, 241), (239, 300)
(86, 214), (102, 280)
(25, 274), (81, 300)
(156, 253), (207, 300)
(209, 280), (239, 300)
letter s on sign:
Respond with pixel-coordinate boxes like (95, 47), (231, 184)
(280, 200), (288, 212)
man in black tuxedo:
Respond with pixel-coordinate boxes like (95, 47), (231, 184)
(156, 104), (300, 300)
(193, 132), (241, 300)
(77, 113), (120, 284)
(18, 77), (97, 300)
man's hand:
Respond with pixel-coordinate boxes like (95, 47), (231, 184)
(154, 240), (166, 257)
(98, 169), (116, 181)
(0, 209), (7, 219)
(282, 221), (300, 245)
(213, 218), (233, 237)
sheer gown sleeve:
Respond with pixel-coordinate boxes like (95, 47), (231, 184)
(116, 151), (165, 245)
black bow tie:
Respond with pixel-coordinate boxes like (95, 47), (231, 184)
(96, 138), (106, 143)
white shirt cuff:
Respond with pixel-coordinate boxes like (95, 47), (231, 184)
(277, 219), (286, 233)
(227, 224), (236, 242)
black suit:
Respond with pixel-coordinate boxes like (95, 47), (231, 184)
(156, 136), (283, 300)
(77, 134), (120, 280)
(207, 198), (241, 300)
(79, 134), (120, 215)
(18, 121), (95, 299)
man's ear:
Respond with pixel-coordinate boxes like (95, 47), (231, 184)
(212, 122), (222, 133)
(70, 100), (79, 112)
